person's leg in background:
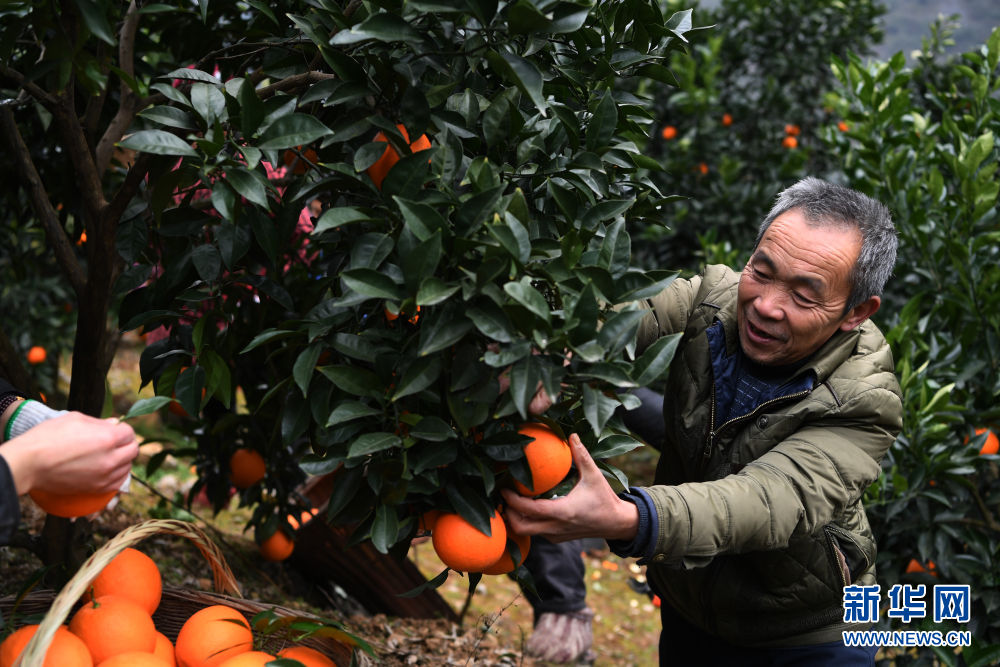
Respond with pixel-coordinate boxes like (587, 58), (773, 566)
(520, 536), (595, 663)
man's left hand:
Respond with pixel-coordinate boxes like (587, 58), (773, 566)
(501, 433), (639, 543)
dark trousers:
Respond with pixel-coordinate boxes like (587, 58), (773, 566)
(658, 602), (878, 666)
(520, 535), (587, 617)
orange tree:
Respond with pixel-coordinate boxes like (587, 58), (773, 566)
(633, 0), (885, 271)
(109, 0), (704, 567)
(824, 23), (1000, 664)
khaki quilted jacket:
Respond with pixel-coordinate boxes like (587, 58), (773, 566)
(634, 264), (902, 646)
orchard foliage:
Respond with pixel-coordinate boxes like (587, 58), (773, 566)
(826, 23), (1000, 662)
(635, 0), (884, 271)
(113, 1), (704, 554)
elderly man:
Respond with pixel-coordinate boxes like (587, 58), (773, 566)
(504, 177), (902, 665)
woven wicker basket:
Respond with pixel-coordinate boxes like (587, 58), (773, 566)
(2, 519), (355, 666)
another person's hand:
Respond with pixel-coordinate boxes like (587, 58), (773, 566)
(501, 433), (639, 543)
(0, 412), (138, 496)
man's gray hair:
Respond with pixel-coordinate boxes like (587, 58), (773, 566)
(754, 177), (897, 313)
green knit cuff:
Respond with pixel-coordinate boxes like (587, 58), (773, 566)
(5, 399), (66, 442)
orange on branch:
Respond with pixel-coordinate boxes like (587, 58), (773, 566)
(481, 527), (531, 575)
(69, 595), (157, 664)
(276, 645), (336, 667)
(26, 345), (47, 365)
(782, 135), (798, 149)
(721, 113), (733, 126)
(784, 123), (800, 136)
(838, 121), (850, 132)
(174, 605), (253, 667)
(228, 449), (266, 489)
(512, 423), (572, 496)
(366, 124), (431, 190)
(432, 510), (507, 572)
(84, 547), (163, 616)
(257, 526), (295, 562)
(29, 488), (117, 518)
(660, 125), (677, 140)
(0, 624), (92, 667)
(969, 427), (999, 455)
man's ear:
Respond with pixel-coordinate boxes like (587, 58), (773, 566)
(840, 296), (880, 332)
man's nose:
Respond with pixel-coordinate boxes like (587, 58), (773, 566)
(754, 286), (786, 320)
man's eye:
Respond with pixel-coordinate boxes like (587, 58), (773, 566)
(793, 292), (815, 305)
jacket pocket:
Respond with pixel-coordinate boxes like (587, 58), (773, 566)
(824, 524), (875, 586)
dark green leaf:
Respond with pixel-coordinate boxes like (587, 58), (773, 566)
(122, 396), (175, 421)
(632, 333), (681, 386)
(119, 130), (197, 157)
(348, 432), (402, 458)
(392, 357), (443, 401)
(257, 114), (332, 150)
(341, 268), (404, 301)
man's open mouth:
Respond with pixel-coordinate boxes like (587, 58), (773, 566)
(747, 319), (780, 342)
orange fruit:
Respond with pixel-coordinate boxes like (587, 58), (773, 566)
(286, 508), (319, 531)
(96, 653), (171, 667)
(69, 595), (157, 664)
(84, 548), (162, 616)
(973, 428), (999, 455)
(432, 509), (507, 572)
(215, 652), (276, 667)
(229, 449), (266, 489)
(29, 488), (117, 518)
(784, 123), (800, 136)
(257, 526), (295, 562)
(152, 631), (176, 667)
(276, 645), (336, 667)
(782, 136), (798, 149)
(481, 527), (531, 575)
(512, 423), (572, 496)
(77, 230), (87, 245)
(721, 113), (733, 126)
(697, 162), (708, 175)
(0, 624), (92, 667)
(837, 121), (850, 132)
(26, 345), (47, 365)
(282, 146), (318, 175)
(905, 558), (938, 576)
(366, 124), (431, 190)
(174, 605), (253, 667)
(660, 125), (677, 140)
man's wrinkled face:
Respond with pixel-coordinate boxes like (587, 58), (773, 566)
(737, 209), (863, 366)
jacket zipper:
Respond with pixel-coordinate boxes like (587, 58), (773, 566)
(702, 388), (813, 463)
(699, 386), (814, 618)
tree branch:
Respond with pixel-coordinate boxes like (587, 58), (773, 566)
(0, 65), (60, 111)
(0, 105), (86, 295)
(256, 71), (337, 99)
(95, 0), (142, 178)
(0, 325), (42, 399)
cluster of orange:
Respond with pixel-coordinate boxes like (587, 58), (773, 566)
(0, 548), (335, 666)
(227, 448), (303, 562)
(426, 423), (572, 574)
(782, 124), (800, 149)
